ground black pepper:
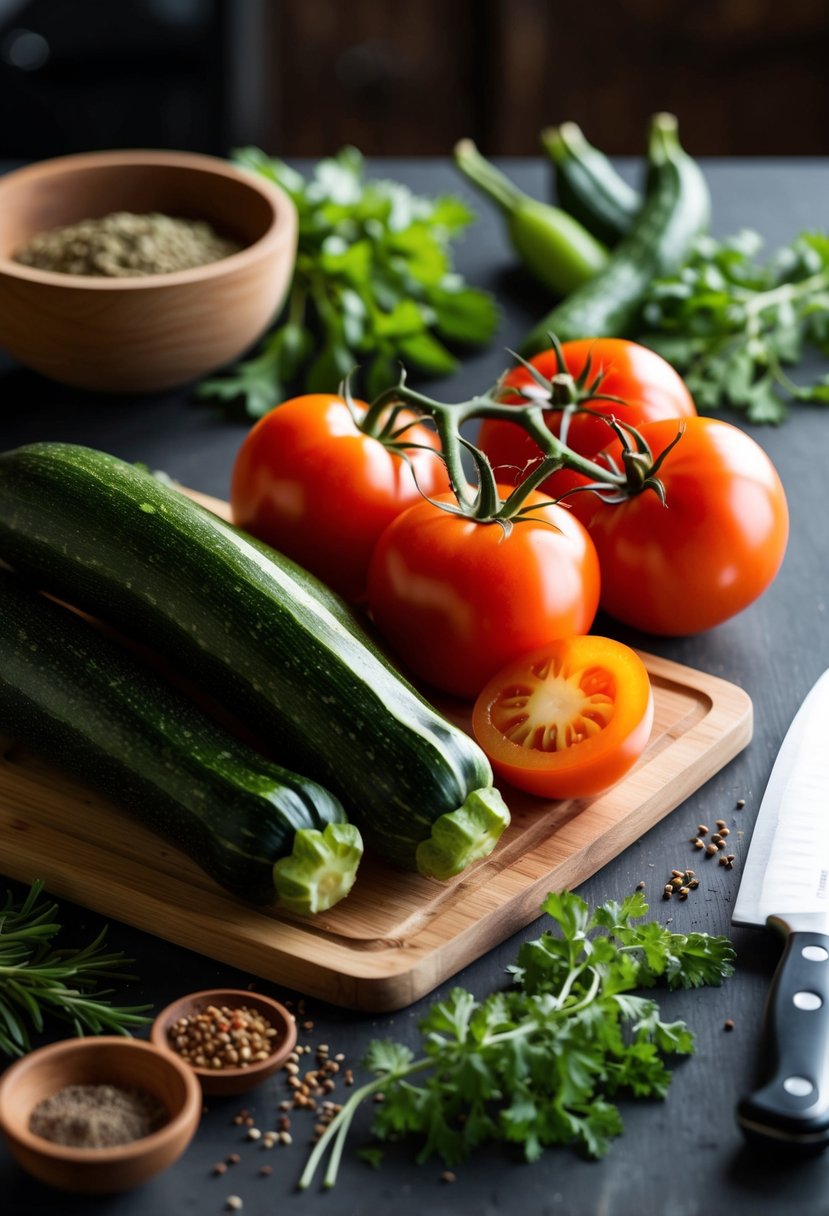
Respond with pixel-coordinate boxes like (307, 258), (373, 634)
(29, 1083), (167, 1148)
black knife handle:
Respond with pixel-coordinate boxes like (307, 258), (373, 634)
(738, 925), (829, 1149)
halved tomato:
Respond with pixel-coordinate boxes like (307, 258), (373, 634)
(471, 636), (654, 800)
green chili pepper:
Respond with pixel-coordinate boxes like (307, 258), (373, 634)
(453, 138), (608, 297)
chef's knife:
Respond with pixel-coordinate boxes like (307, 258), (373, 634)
(733, 668), (829, 1148)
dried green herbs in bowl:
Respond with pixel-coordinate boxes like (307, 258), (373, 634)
(0, 149), (297, 393)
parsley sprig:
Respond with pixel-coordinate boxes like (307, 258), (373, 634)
(198, 146), (498, 418)
(640, 229), (829, 423)
(299, 889), (734, 1189)
(0, 879), (151, 1057)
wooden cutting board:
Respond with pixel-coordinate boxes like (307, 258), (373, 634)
(0, 490), (754, 1012)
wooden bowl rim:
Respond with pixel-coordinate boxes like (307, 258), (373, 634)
(0, 148), (296, 290)
(150, 987), (298, 1085)
(0, 1034), (202, 1163)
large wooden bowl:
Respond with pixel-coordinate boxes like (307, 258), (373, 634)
(0, 1036), (202, 1193)
(0, 149), (297, 392)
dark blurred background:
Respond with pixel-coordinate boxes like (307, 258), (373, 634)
(1, 0), (828, 160)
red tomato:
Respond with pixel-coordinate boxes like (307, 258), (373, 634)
(230, 394), (449, 602)
(478, 338), (697, 507)
(472, 636), (654, 799)
(366, 488), (601, 700)
(579, 417), (789, 635)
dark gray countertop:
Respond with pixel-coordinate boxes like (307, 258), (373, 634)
(1, 157), (829, 1215)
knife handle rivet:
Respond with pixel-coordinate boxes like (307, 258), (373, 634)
(793, 991), (823, 1011)
(802, 945), (829, 962)
(783, 1076), (814, 1097)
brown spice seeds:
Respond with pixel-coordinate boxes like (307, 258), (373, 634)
(168, 1004), (278, 1070)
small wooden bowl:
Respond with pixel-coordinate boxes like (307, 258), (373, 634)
(151, 988), (297, 1096)
(0, 1036), (201, 1194)
(0, 149), (297, 392)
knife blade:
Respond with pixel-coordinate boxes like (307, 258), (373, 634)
(733, 668), (829, 1149)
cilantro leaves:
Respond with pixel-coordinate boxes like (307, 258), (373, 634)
(197, 147), (498, 418)
(299, 889), (734, 1189)
(639, 229), (829, 423)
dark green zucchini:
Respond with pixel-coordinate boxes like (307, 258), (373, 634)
(541, 122), (640, 247)
(0, 442), (510, 880)
(0, 568), (362, 911)
(523, 113), (710, 354)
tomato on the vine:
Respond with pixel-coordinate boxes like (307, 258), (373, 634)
(577, 416), (789, 635)
(366, 488), (601, 700)
(472, 635), (654, 799)
(230, 393), (449, 602)
(478, 338), (697, 506)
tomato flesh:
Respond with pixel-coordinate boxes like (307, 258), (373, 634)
(472, 636), (654, 799)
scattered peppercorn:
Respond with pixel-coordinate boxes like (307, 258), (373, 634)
(212, 1162), (227, 1176)
(724, 1019), (735, 1032)
(226, 1197), (243, 1212)
(736, 799), (746, 809)
(441, 1170), (457, 1183)
(259, 1165), (273, 1177)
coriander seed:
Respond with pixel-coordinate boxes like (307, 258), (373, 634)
(168, 1003), (278, 1072)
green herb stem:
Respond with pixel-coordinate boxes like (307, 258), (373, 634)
(742, 268), (829, 321)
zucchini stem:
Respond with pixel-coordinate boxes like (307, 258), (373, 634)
(415, 786), (511, 881)
(273, 823), (364, 915)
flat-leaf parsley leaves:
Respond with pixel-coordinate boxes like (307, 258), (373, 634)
(298, 889), (734, 1189)
(198, 147), (498, 418)
(639, 229), (829, 423)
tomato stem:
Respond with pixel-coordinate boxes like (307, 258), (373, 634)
(354, 339), (677, 523)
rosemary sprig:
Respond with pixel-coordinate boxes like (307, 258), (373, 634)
(0, 879), (152, 1057)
